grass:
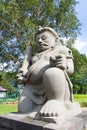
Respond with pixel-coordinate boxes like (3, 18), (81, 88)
(74, 94), (87, 102)
(0, 94), (87, 114)
(74, 94), (87, 107)
(0, 102), (18, 114)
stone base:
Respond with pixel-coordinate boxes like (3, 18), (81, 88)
(27, 101), (82, 124)
(0, 110), (87, 130)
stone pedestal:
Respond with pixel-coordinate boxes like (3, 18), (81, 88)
(0, 110), (87, 130)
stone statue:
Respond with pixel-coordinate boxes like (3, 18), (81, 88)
(17, 26), (81, 123)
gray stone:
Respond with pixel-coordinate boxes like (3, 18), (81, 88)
(77, 111), (87, 130)
(69, 117), (83, 130)
(16, 26), (82, 123)
(0, 110), (87, 130)
(0, 113), (47, 130)
(44, 122), (76, 130)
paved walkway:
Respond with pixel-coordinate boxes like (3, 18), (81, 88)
(82, 107), (87, 111)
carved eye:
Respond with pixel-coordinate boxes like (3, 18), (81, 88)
(68, 50), (71, 54)
(42, 36), (46, 40)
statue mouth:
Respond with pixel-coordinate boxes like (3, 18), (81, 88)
(39, 44), (48, 46)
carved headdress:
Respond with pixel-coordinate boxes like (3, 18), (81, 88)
(35, 26), (59, 40)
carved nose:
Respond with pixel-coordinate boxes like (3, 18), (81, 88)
(38, 38), (43, 44)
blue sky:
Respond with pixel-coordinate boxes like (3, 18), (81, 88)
(74, 0), (87, 56)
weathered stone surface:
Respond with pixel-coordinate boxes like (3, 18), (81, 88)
(69, 117), (83, 130)
(0, 110), (87, 130)
(77, 111), (87, 130)
(44, 122), (76, 130)
(0, 113), (47, 130)
(16, 26), (81, 122)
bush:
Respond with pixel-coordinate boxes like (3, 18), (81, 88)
(80, 102), (87, 107)
(74, 94), (87, 107)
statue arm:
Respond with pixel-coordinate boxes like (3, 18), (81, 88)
(50, 54), (67, 70)
(21, 46), (32, 70)
(66, 49), (74, 76)
(49, 51), (74, 76)
(66, 58), (74, 76)
(17, 46), (32, 83)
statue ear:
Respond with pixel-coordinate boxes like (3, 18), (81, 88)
(55, 38), (58, 43)
(55, 38), (61, 45)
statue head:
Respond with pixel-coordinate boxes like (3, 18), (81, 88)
(35, 26), (61, 52)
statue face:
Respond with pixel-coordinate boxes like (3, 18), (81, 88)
(35, 31), (57, 52)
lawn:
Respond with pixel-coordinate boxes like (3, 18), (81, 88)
(74, 94), (87, 107)
(74, 94), (87, 102)
(0, 94), (87, 114)
(0, 103), (18, 114)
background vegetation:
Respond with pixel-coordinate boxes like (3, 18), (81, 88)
(0, 94), (87, 114)
(0, 103), (17, 114)
(0, 0), (87, 94)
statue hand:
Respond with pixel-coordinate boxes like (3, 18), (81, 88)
(50, 54), (67, 70)
(50, 56), (57, 67)
(55, 54), (67, 70)
(16, 68), (29, 83)
(16, 75), (25, 84)
(19, 67), (29, 77)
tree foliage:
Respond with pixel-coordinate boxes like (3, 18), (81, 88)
(0, 71), (17, 92)
(71, 48), (87, 94)
(0, 0), (81, 63)
(1, 0), (87, 94)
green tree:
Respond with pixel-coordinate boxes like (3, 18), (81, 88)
(1, 0), (86, 94)
(73, 84), (80, 94)
(0, 0), (81, 64)
(0, 77), (13, 92)
(0, 71), (16, 92)
(71, 48), (87, 94)
(72, 48), (87, 78)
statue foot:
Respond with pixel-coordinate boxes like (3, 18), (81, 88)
(40, 100), (67, 117)
(27, 111), (40, 119)
(27, 105), (42, 119)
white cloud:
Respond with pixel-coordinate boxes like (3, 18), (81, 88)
(74, 38), (87, 56)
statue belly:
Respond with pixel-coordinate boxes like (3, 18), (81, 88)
(28, 60), (50, 84)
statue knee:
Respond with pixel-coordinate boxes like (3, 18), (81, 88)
(44, 67), (64, 79)
(43, 67), (66, 100)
